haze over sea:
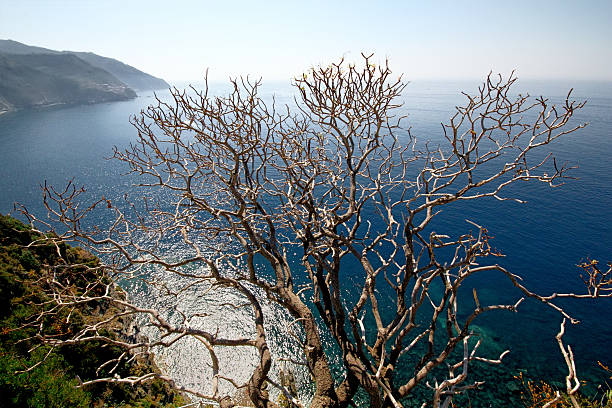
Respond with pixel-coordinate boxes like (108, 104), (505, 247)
(1, 79), (610, 405)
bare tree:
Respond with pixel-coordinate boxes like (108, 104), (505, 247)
(19, 55), (611, 408)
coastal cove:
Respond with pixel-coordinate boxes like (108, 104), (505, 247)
(1, 79), (611, 406)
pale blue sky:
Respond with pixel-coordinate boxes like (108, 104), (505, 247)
(1, 0), (611, 82)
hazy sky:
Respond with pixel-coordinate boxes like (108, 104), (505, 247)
(1, 0), (611, 82)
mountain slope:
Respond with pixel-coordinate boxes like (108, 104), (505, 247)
(72, 52), (169, 91)
(0, 40), (169, 91)
(0, 39), (60, 55)
(0, 53), (136, 112)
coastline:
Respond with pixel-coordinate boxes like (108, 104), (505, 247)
(0, 97), (138, 116)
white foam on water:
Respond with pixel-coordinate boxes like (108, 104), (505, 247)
(127, 256), (314, 404)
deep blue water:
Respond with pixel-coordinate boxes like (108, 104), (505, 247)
(399, 80), (612, 402)
(0, 79), (610, 404)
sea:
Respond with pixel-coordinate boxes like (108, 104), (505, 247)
(0, 78), (610, 406)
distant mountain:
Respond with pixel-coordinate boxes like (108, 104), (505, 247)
(71, 52), (168, 91)
(0, 40), (169, 91)
(0, 39), (61, 55)
(0, 40), (169, 113)
(0, 53), (136, 112)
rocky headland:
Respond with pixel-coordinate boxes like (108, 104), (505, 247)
(0, 40), (169, 114)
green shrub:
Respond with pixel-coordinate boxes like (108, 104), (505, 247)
(0, 214), (185, 407)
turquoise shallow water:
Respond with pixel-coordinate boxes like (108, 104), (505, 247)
(0, 80), (610, 405)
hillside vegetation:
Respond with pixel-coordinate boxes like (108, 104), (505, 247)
(0, 214), (185, 407)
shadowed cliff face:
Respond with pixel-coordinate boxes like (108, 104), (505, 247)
(0, 39), (169, 113)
